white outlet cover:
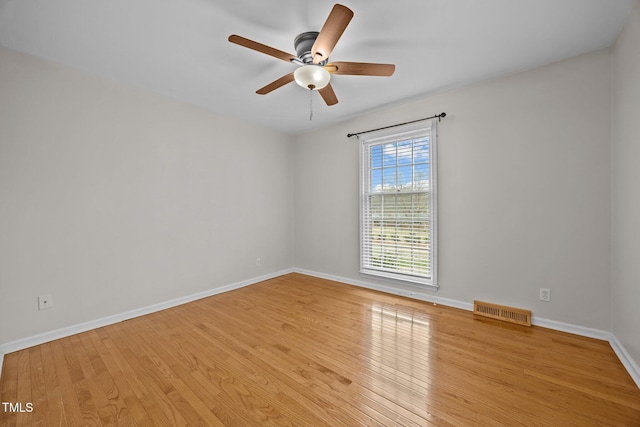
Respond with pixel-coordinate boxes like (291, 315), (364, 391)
(38, 294), (53, 310)
(539, 288), (551, 302)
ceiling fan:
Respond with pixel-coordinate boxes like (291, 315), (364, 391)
(228, 3), (395, 106)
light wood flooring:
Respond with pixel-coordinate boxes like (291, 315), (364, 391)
(1, 273), (639, 426)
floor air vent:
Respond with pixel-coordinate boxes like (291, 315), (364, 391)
(473, 300), (531, 327)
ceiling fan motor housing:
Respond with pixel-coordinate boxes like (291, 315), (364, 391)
(294, 32), (327, 64)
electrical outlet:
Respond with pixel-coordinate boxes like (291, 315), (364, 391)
(38, 294), (53, 310)
(256, 257), (261, 267)
(539, 288), (551, 302)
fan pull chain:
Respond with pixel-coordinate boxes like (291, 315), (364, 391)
(309, 89), (313, 121)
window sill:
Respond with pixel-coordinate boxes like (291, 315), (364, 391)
(359, 269), (439, 291)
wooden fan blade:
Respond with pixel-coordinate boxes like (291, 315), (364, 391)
(229, 35), (296, 63)
(318, 83), (338, 106)
(311, 4), (354, 64)
(256, 73), (295, 95)
(327, 61), (395, 76)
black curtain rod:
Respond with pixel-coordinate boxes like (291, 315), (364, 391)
(346, 112), (446, 138)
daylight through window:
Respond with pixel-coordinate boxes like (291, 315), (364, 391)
(359, 120), (438, 287)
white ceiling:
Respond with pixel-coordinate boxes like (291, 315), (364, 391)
(0, 0), (635, 135)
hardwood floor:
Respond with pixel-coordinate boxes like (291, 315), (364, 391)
(1, 273), (639, 426)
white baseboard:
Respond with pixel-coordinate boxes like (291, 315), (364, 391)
(530, 316), (612, 341)
(531, 316), (639, 388)
(0, 268), (294, 358)
(294, 268), (640, 389)
(609, 334), (640, 389)
(293, 268), (473, 311)
(1, 267), (638, 390)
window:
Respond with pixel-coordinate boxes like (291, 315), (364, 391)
(359, 120), (438, 288)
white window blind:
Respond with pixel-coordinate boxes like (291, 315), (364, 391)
(359, 120), (438, 288)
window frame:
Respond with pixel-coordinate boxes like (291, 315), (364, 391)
(358, 120), (438, 289)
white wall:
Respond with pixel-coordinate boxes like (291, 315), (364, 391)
(1, 16), (636, 370)
(612, 1), (640, 368)
(0, 46), (294, 344)
(295, 49), (612, 330)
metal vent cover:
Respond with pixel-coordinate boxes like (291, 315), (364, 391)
(474, 300), (531, 327)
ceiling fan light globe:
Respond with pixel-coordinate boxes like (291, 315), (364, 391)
(294, 65), (330, 90)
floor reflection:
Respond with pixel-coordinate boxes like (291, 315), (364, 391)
(367, 303), (433, 400)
